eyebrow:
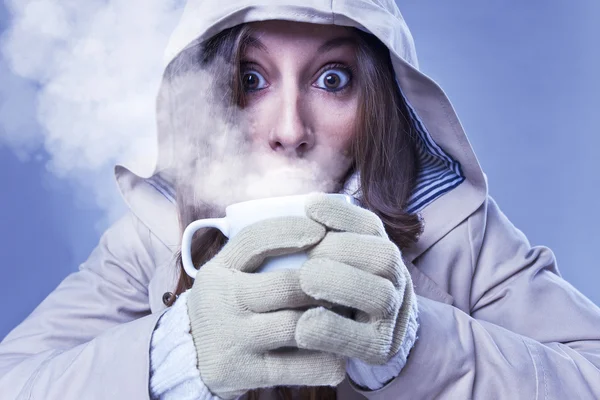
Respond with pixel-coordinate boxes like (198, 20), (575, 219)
(244, 35), (269, 54)
(244, 35), (357, 55)
(317, 36), (358, 53)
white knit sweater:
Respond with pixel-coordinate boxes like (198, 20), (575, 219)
(149, 291), (419, 400)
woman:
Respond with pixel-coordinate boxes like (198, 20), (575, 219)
(1, 0), (600, 399)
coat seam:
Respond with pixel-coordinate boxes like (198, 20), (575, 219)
(19, 349), (64, 400)
(130, 212), (158, 265)
(129, 212), (163, 292)
(467, 214), (475, 313)
(523, 338), (543, 400)
(331, 0), (335, 24)
(467, 199), (487, 314)
(467, 214), (476, 277)
(536, 343), (549, 400)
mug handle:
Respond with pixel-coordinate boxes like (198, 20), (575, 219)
(181, 218), (230, 279)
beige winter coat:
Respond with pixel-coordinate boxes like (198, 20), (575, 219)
(1, 0), (600, 399)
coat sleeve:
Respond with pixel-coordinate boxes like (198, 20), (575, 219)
(350, 196), (600, 399)
(0, 212), (166, 400)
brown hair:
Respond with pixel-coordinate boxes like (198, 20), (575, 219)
(162, 23), (423, 400)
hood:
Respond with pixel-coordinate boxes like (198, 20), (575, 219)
(115, 0), (488, 261)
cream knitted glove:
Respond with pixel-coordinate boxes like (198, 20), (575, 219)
(187, 216), (346, 400)
(296, 193), (419, 385)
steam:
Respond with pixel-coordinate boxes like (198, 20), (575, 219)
(1, 0), (356, 226)
(0, 0), (184, 225)
(193, 150), (345, 209)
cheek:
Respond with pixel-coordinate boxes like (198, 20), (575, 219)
(312, 96), (358, 152)
(241, 102), (270, 144)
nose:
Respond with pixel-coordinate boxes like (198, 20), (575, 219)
(268, 90), (314, 156)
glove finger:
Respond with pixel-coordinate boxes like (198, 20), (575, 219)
(244, 309), (304, 352)
(305, 192), (387, 237)
(262, 348), (346, 387)
(390, 267), (418, 354)
(296, 306), (393, 365)
(219, 216), (326, 272)
(300, 258), (402, 320)
(236, 269), (336, 313)
(308, 232), (405, 288)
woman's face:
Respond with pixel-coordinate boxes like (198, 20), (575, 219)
(240, 20), (359, 189)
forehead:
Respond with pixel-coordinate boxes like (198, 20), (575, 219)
(245, 20), (355, 47)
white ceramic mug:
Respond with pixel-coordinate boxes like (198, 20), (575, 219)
(181, 193), (356, 278)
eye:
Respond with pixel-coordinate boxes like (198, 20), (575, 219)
(314, 67), (352, 91)
(242, 70), (267, 92)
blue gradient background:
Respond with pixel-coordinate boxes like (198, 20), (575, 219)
(1, 1), (599, 340)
